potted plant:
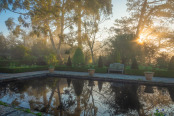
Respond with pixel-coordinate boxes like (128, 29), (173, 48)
(144, 71), (154, 80)
(88, 65), (95, 77)
(46, 54), (58, 73)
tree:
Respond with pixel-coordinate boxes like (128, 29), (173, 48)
(131, 58), (139, 69)
(11, 45), (29, 60)
(156, 53), (169, 69)
(98, 56), (103, 67)
(127, 0), (174, 40)
(0, 33), (7, 54)
(168, 56), (174, 70)
(73, 0), (112, 48)
(72, 47), (85, 66)
(66, 56), (72, 66)
(109, 34), (142, 65)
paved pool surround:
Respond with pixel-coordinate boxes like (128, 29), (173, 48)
(0, 71), (174, 86)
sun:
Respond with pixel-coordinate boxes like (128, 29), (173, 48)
(137, 38), (144, 44)
(137, 35), (145, 44)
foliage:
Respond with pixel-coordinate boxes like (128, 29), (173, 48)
(156, 53), (169, 69)
(125, 69), (174, 78)
(168, 56), (174, 70)
(0, 33), (7, 53)
(72, 47), (85, 66)
(98, 56), (103, 67)
(109, 34), (142, 65)
(66, 56), (72, 67)
(0, 66), (48, 73)
(115, 51), (121, 63)
(31, 41), (51, 57)
(0, 101), (8, 106)
(23, 54), (37, 65)
(45, 54), (58, 67)
(131, 58), (139, 69)
(24, 109), (31, 113)
(153, 109), (165, 116)
(55, 66), (107, 73)
(36, 112), (42, 116)
(11, 45), (30, 60)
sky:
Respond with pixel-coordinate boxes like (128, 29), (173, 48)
(0, 0), (128, 37)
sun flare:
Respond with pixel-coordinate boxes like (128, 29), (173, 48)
(137, 38), (144, 44)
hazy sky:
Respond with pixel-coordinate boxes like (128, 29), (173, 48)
(0, 0), (128, 37)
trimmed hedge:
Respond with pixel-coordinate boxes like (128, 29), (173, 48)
(0, 66), (48, 73)
(125, 69), (174, 78)
(0, 60), (20, 67)
(55, 66), (108, 73)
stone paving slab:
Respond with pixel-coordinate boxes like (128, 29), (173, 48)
(0, 70), (174, 85)
(51, 71), (174, 85)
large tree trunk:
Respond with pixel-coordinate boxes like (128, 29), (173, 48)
(57, 0), (65, 64)
(135, 0), (148, 39)
(48, 28), (57, 53)
(77, 1), (82, 48)
(90, 47), (95, 64)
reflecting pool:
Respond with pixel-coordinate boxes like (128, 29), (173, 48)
(0, 77), (174, 116)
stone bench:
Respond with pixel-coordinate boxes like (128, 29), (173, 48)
(108, 63), (124, 74)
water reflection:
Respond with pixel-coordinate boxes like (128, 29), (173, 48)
(1, 77), (174, 116)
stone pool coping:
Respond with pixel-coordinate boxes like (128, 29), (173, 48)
(0, 70), (174, 86)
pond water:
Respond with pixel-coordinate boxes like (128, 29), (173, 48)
(0, 77), (174, 116)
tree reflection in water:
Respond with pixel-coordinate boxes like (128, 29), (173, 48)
(1, 78), (174, 115)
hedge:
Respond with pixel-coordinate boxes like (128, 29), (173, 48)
(55, 66), (108, 73)
(1, 65), (174, 78)
(0, 66), (48, 73)
(125, 69), (174, 78)
(0, 60), (20, 67)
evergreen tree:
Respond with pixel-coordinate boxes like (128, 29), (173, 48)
(131, 58), (139, 69)
(66, 56), (72, 67)
(168, 56), (174, 70)
(98, 56), (103, 67)
(72, 47), (85, 66)
(116, 51), (121, 63)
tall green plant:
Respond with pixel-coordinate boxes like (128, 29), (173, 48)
(72, 47), (85, 66)
(168, 56), (174, 70)
(116, 51), (121, 63)
(131, 58), (139, 69)
(46, 54), (58, 68)
(66, 56), (72, 67)
(98, 56), (103, 67)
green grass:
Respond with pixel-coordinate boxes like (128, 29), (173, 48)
(0, 101), (43, 116)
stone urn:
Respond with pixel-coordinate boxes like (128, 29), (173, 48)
(49, 66), (55, 73)
(88, 69), (95, 77)
(144, 72), (154, 80)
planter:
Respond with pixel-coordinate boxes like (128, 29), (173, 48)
(49, 68), (54, 73)
(144, 72), (154, 80)
(88, 69), (95, 77)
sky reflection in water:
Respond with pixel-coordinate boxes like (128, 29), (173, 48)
(0, 77), (174, 116)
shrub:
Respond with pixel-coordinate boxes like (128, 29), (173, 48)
(72, 47), (85, 66)
(98, 56), (103, 67)
(156, 53), (169, 69)
(0, 66), (48, 73)
(36, 56), (47, 65)
(116, 51), (121, 63)
(23, 54), (37, 65)
(66, 56), (72, 66)
(131, 58), (139, 69)
(168, 56), (174, 70)
(45, 54), (58, 67)
(11, 45), (29, 60)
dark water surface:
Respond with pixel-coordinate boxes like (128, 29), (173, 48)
(1, 77), (174, 116)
